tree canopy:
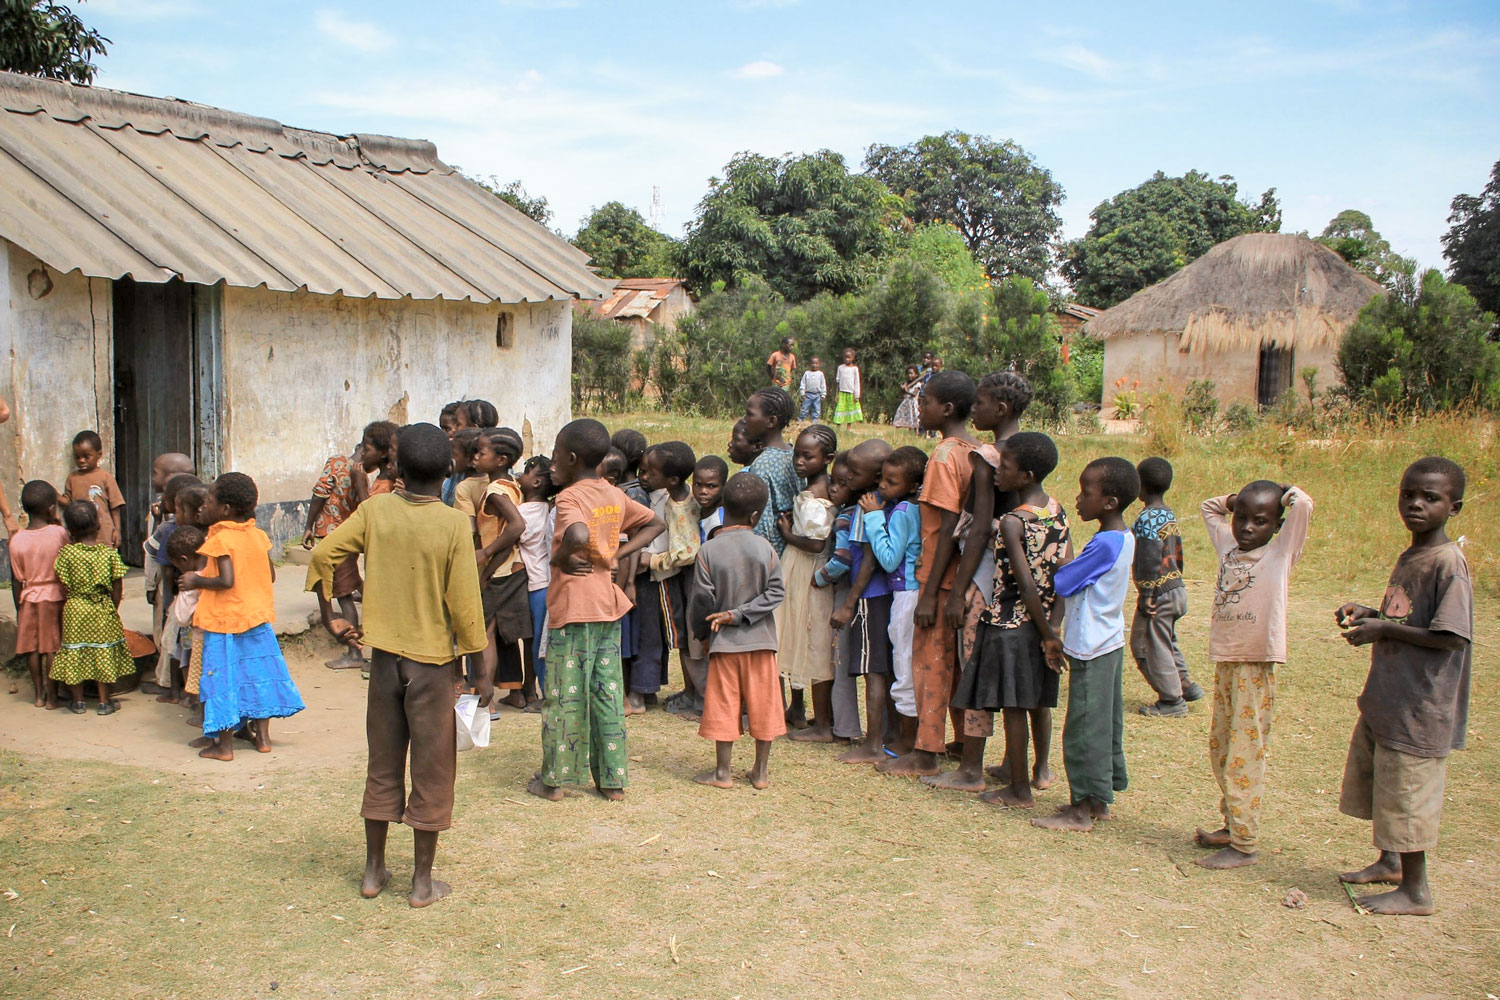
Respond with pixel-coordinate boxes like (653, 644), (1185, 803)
(469, 176), (552, 227)
(1442, 160), (1500, 320)
(863, 131), (1064, 284)
(1062, 170), (1281, 308)
(899, 222), (987, 296)
(1317, 210), (1410, 288)
(940, 276), (1072, 418)
(0, 0), (109, 84)
(573, 202), (675, 279)
(679, 150), (902, 301)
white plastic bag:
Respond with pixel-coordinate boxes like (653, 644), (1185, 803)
(455, 694), (491, 752)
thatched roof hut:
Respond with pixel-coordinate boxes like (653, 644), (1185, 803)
(1086, 233), (1384, 406)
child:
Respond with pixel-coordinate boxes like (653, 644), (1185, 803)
(689, 473), (787, 789)
(1131, 457), (1201, 716)
(726, 419), (765, 470)
(180, 473), (305, 760)
(1033, 458), (1140, 832)
(308, 423), (487, 908)
(777, 425), (838, 734)
(666, 455), (730, 717)
(439, 401), (463, 438)
(51, 500), (134, 714)
(361, 421), (401, 498)
(149, 473), (201, 700)
(302, 440), (367, 669)
(611, 429), (649, 505)
(892, 366), (922, 431)
(10, 482), (69, 708)
(951, 432), (1069, 809)
(743, 388), (800, 556)
(517, 455), (556, 709)
(693, 455), (728, 542)
(832, 348), (863, 426)
(531, 419), (664, 802)
(631, 441), (700, 715)
(798, 356), (827, 422)
(862, 445), (927, 765)
(143, 452), (193, 606)
(797, 452), (861, 744)
(1194, 479), (1314, 869)
(935, 371), (1034, 792)
(472, 428), (528, 709)
(1334, 457), (1470, 916)
(885, 370), (978, 777)
(61, 430), (125, 552)
(766, 336), (797, 390)
(463, 399), (499, 431)
(443, 428), (482, 507)
(163, 526), (207, 707)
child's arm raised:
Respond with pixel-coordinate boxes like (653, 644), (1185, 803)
(615, 514), (665, 563)
(552, 523), (593, 576)
(1270, 485), (1314, 563)
(1001, 513), (1064, 671)
(832, 541), (878, 631)
(1341, 617), (1468, 651)
(1200, 494), (1235, 555)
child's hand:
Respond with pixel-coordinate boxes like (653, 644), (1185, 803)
(1335, 602), (1377, 628)
(830, 604), (854, 631)
(1139, 595), (1158, 617)
(474, 674), (495, 709)
(1342, 619), (1387, 647)
(178, 572), (201, 591)
(915, 591), (939, 628)
(943, 590), (967, 630)
(563, 551), (593, 576)
(777, 511), (795, 537)
(706, 611), (735, 633)
(301, 529), (317, 550)
(857, 491), (881, 514)
(328, 617), (362, 645)
(1043, 636), (1066, 672)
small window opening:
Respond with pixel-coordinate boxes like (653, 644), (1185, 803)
(496, 312), (514, 349)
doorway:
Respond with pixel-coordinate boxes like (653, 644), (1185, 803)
(1256, 343), (1295, 408)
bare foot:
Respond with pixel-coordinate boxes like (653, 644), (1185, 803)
(837, 743), (886, 764)
(43, 699), (59, 711)
(985, 764), (1006, 780)
(188, 736), (214, 749)
(787, 725), (835, 743)
(1091, 801), (1112, 820)
(624, 693), (646, 716)
(876, 752), (940, 777)
(597, 787), (624, 801)
(1031, 803), (1094, 832)
(360, 867), (390, 898)
(253, 731), (272, 753)
(408, 878), (451, 909)
(694, 770), (733, 788)
(922, 769), (986, 792)
(1340, 856), (1402, 885)
(526, 776), (563, 801)
(1031, 764), (1054, 790)
(1194, 826), (1232, 848)
(744, 769), (769, 791)
(33, 696), (46, 708)
(979, 785), (1034, 809)
(198, 743), (234, 761)
(1358, 884), (1434, 916)
(155, 693), (180, 704)
(325, 651), (365, 670)
(1196, 846), (1259, 869)
(504, 690), (526, 710)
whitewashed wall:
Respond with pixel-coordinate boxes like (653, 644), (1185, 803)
(1102, 331), (1339, 406)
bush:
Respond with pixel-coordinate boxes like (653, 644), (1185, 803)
(1142, 392), (1186, 456)
(941, 276), (1072, 419)
(1069, 334), (1105, 405)
(1182, 379), (1219, 433)
(1224, 401), (1258, 432)
(644, 277), (791, 417)
(571, 309), (634, 412)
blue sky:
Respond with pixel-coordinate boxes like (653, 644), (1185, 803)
(83, 0), (1499, 277)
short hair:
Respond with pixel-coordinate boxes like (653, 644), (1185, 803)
(1086, 457), (1141, 507)
(20, 480), (57, 518)
(749, 386), (794, 431)
(166, 524), (206, 562)
(363, 420), (398, 455)
(1405, 456), (1466, 500)
(694, 455), (728, 482)
(561, 419), (613, 469)
(176, 483), (209, 515)
(611, 429), (647, 475)
(72, 429), (102, 452)
(1004, 432), (1058, 483)
(722, 471), (769, 521)
(923, 370), (977, 420)
(211, 472), (259, 519)
(452, 427), (482, 466)
(978, 371), (1034, 417)
(163, 473), (201, 505)
(397, 423), (451, 482)
(885, 445), (928, 487)
(598, 447), (627, 481)
(797, 423), (838, 459)
(650, 441), (696, 482)
(464, 399), (498, 430)
(62, 499), (98, 540)
(848, 437), (893, 468)
(483, 427), (523, 466)
(1237, 479), (1284, 505)
(1137, 457), (1173, 496)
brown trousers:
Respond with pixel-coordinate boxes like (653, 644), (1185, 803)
(362, 649), (458, 832)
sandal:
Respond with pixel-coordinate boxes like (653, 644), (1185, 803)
(69, 701), (87, 715)
(96, 701), (119, 716)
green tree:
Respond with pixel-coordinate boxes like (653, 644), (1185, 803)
(1336, 269), (1500, 410)
(864, 131), (1064, 283)
(940, 276), (1072, 419)
(899, 222), (987, 296)
(679, 150), (902, 301)
(0, 0), (109, 83)
(1062, 170), (1281, 307)
(570, 308), (634, 412)
(1442, 160), (1500, 320)
(573, 202), (675, 279)
(470, 175), (552, 226)
(1317, 209), (1411, 288)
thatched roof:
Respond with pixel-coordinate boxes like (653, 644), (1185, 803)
(1084, 233), (1384, 351)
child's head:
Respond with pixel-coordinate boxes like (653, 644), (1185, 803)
(206, 472), (258, 523)
(906, 365), (920, 381)
(175, 484), (209, 528)
(71, 430), (103, 474)
(930, 356), (944, 372)
(922, 350), (935, 367)
(827, 453), (853, 507)
(721, 471), (769, 528)
(464, 399), (499, 431)
(693, 455), (728, 512)
(553, 418), (611, 489)
(845, 438), (892, 495)
(793, 424), (838, 482)
(809, 355), (822, 371)
(639, 441), (696, 496)
(597, 447), (627, 484)
(62, 499), (99, 541)
(780, 336), (795, 354)
(744, 387), (793, 443)
(439, 401), (463, 437)
(918, 370), (977, 432)
(610, 429), (648, 479)
(152, 452), (193, 492)
(395, 423), (451, 486)
(450, 427), (482, 477)
(518, 455), (555, 502)
(20, 481), (58, 524)
(841, 347), (856, 365)
(879, 446), (928, 504)
(166, 524), (207, 574)
(974, 371), (1034, 432)
(476, 427), (523, 477)
(1076, 457), (1139, 524)
(1231, 480), (1287, 551)
(727, 418), (765, 467)
(1137, 457), (1173, 499)
(1399, 457), (1465, 537)
(996, 432), (1057, 493)
(361, 421), (398, 473)
(162, 473), (201, 518)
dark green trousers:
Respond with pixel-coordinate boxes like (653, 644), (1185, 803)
(1062, 648), (1128, 805)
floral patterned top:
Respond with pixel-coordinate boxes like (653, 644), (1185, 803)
(311, 454), (356, 537)
(982, 500), (1069, 629)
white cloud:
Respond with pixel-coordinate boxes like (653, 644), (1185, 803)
(731, 60), (785, 80)
(1049, 45), (1112, 79)
(314, 10), (395, 54)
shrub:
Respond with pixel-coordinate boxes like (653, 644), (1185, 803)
(942, 276), (1073, 419)
(1224, 401), (1258, 432)
(571, 309), (633, 412)
(1069, 334), (1105, 405)
(1182, 379), (1219, 433)
(1142, 391), (1186, 456)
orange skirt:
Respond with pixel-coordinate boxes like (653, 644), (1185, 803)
(698, 649), (787, 743)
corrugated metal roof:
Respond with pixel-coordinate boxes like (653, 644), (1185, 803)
(0, 71), (610, 303)
(594, 277), (689, 319)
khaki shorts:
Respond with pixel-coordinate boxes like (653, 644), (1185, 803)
(1339, 715), (1447, 854)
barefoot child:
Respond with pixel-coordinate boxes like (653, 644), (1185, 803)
(1194, 479), (1314, 868)
(777, 425), (838, 739)
(51, 501), (134, 714)
(1334, 457), (1471, 916)
(532, 419), (663, 802)
(630, 441), (700, 715)
(10, 482), (69, 708)
(302, 442), (366, 669)
(61, 430), (125, 552)
(1033, 458), (1139, 832)
(149, 473), (201, 700)
(1131, 457), (1201, 716)
(690, 473), (787, 788)
(163, 526), (206, 705)
(951, 433), (1070, 809)
(181, 473), (305, 760)
(309, 423), (487, 908)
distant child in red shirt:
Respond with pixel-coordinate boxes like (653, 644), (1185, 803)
(9, 482), (69, 708)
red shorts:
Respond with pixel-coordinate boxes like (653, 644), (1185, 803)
(698, 650), (787, 743)
(16, 600), (62, 655)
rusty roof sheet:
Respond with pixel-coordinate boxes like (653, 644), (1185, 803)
(594, 277), (687, 319)
(0, 72), (610, 303)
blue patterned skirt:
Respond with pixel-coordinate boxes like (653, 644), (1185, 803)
(199, 623), (306, 735)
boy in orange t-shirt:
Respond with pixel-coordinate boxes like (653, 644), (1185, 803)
(529, 419), (663, 803)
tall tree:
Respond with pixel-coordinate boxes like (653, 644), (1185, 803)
(1442, 160), (1500, 319)
(574, 202), (675, 279)
(680, 150), (902, 301)
(470, 175), (552, 226)
(1317, 209), (1410, 288)
(940, 276), (1072, 418)
(1062, 170), (1281, 307)
(0, 0), (109, 84)
(864, 131), (1064, 283)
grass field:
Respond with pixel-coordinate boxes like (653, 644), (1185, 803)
(2, 411), (1497, 999)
